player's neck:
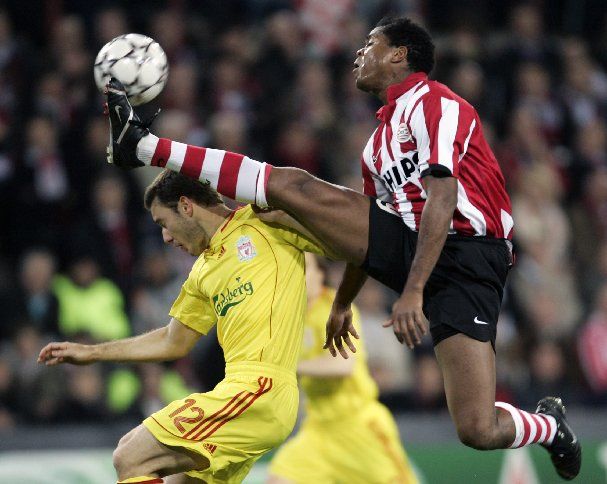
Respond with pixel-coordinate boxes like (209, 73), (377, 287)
(197, 205), (234, 243)
(377, 68), (413, 104)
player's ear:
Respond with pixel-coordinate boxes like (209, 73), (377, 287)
(179, 196), (194, 216)
(391, 46), (408, 64)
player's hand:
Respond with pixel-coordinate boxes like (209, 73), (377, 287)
(37, 342), (96, 366)
(384, 288), (428, 349)
(324, 303), (359, 359)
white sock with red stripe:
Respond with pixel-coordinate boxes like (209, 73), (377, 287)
(136, 134), (272, 207)
(495, 402), (557, 448)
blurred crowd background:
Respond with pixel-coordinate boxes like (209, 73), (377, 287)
(1, 0), (607, 430)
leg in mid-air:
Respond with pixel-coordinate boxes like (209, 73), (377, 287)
(113, 424), (207, 483)
(105, 78), (370, 265)
(435, 334), (581, 480)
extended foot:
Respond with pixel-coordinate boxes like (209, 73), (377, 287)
(536, 397), (581, 480)
(104, 77), (149, 169)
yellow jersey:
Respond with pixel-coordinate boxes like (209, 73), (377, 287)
(169, 205), (325, 373)
(299, 287), (379, 423)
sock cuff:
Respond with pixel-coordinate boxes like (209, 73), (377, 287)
(255, 162), (271, 208)
(136, 134), (159, 166)
(495, 401), (523, 448)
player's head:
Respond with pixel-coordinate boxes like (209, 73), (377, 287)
(144, 170), (225, 255)
(354, 16), (435, 95)
(305, 253), (329, 304)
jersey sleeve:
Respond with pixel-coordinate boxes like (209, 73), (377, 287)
(410, 93), (475, 179)
(169, 265), (216, 335)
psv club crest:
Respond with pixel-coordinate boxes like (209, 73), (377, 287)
(236, 236), (257, 262)
(396, 122), (411, 143)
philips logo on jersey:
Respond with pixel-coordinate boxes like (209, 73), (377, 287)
(213, 277), (254, 316)
(382, 152), (419, 192)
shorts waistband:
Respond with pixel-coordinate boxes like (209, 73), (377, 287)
(225, 361), (297, 385)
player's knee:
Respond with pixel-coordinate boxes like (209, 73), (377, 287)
(455, 420), (495, 450)
(113, 441), (138, 478)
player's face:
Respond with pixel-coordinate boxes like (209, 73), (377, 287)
(353, 29), (396, 93)
(151, 201), (207, 256)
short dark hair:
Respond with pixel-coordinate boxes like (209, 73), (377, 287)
(375, 16), (435, 74)
(144, 170), (223, 211)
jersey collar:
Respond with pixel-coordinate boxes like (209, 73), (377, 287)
(376, 71), (428, 122)
(206, 206), (248, 251)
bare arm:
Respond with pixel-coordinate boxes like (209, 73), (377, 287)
(334, 263), (368, 307)
(38, 318), (201, 365)
(386, 175), (457, 347)
(298, 353), (355, 378)
(323, 263), (367, 358)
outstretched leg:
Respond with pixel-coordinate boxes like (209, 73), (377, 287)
(265, 167), (370, 264)
(105, 79), (370, 265)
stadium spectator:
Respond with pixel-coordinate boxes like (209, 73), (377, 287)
(577, 282), (607, 403)
(2, 325), (64, 422)
(53, 255), (130, 341)
(130, 248), (182, 335)
(14, 248), (59, 337)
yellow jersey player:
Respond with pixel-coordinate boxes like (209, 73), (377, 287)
(38, 170), (327, 484)
(268, 254), (418, 484)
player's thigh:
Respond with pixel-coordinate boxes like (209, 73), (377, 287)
(267, 167), (370, 265)
(114, 424), (203, 478)
(434, 333), (497, 432)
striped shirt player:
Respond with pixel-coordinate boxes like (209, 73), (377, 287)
(361, 71), (514, 240)
(104, 16), (580, 480)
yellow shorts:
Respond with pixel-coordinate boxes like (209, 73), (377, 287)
(144, 362), (298, 484)
(269, 401), (418, 484)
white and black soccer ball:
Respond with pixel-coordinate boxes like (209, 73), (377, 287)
(94, 33), (169, 106)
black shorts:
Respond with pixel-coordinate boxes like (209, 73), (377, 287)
(361, 199), (512, 347)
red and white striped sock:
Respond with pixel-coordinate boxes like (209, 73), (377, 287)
(495, 401), (557, 448)
(137, 135), (272, 207)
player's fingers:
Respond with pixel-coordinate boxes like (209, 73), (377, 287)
(408, 319), (421, 345)
(408, 313), (422, 346)
(407, 313), (422, 345)
(398, 317), (414, 348)
(51, 348), (72, 359)
(324, 324), (337, 353)
(415, 314), (428, 338)
(347, 323), (359, 340)
(334, 335), (349, 359)
(324, 330), (337, 357)
(343, 333), (357, 354)
(382, 319), (394, 328)
(392, 318), (407, 346)
(38, 345), (52, 362)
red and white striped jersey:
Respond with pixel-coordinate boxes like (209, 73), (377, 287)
(361, 72), (513, 239)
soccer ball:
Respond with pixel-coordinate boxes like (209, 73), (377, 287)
(94, 33), (169, 106)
